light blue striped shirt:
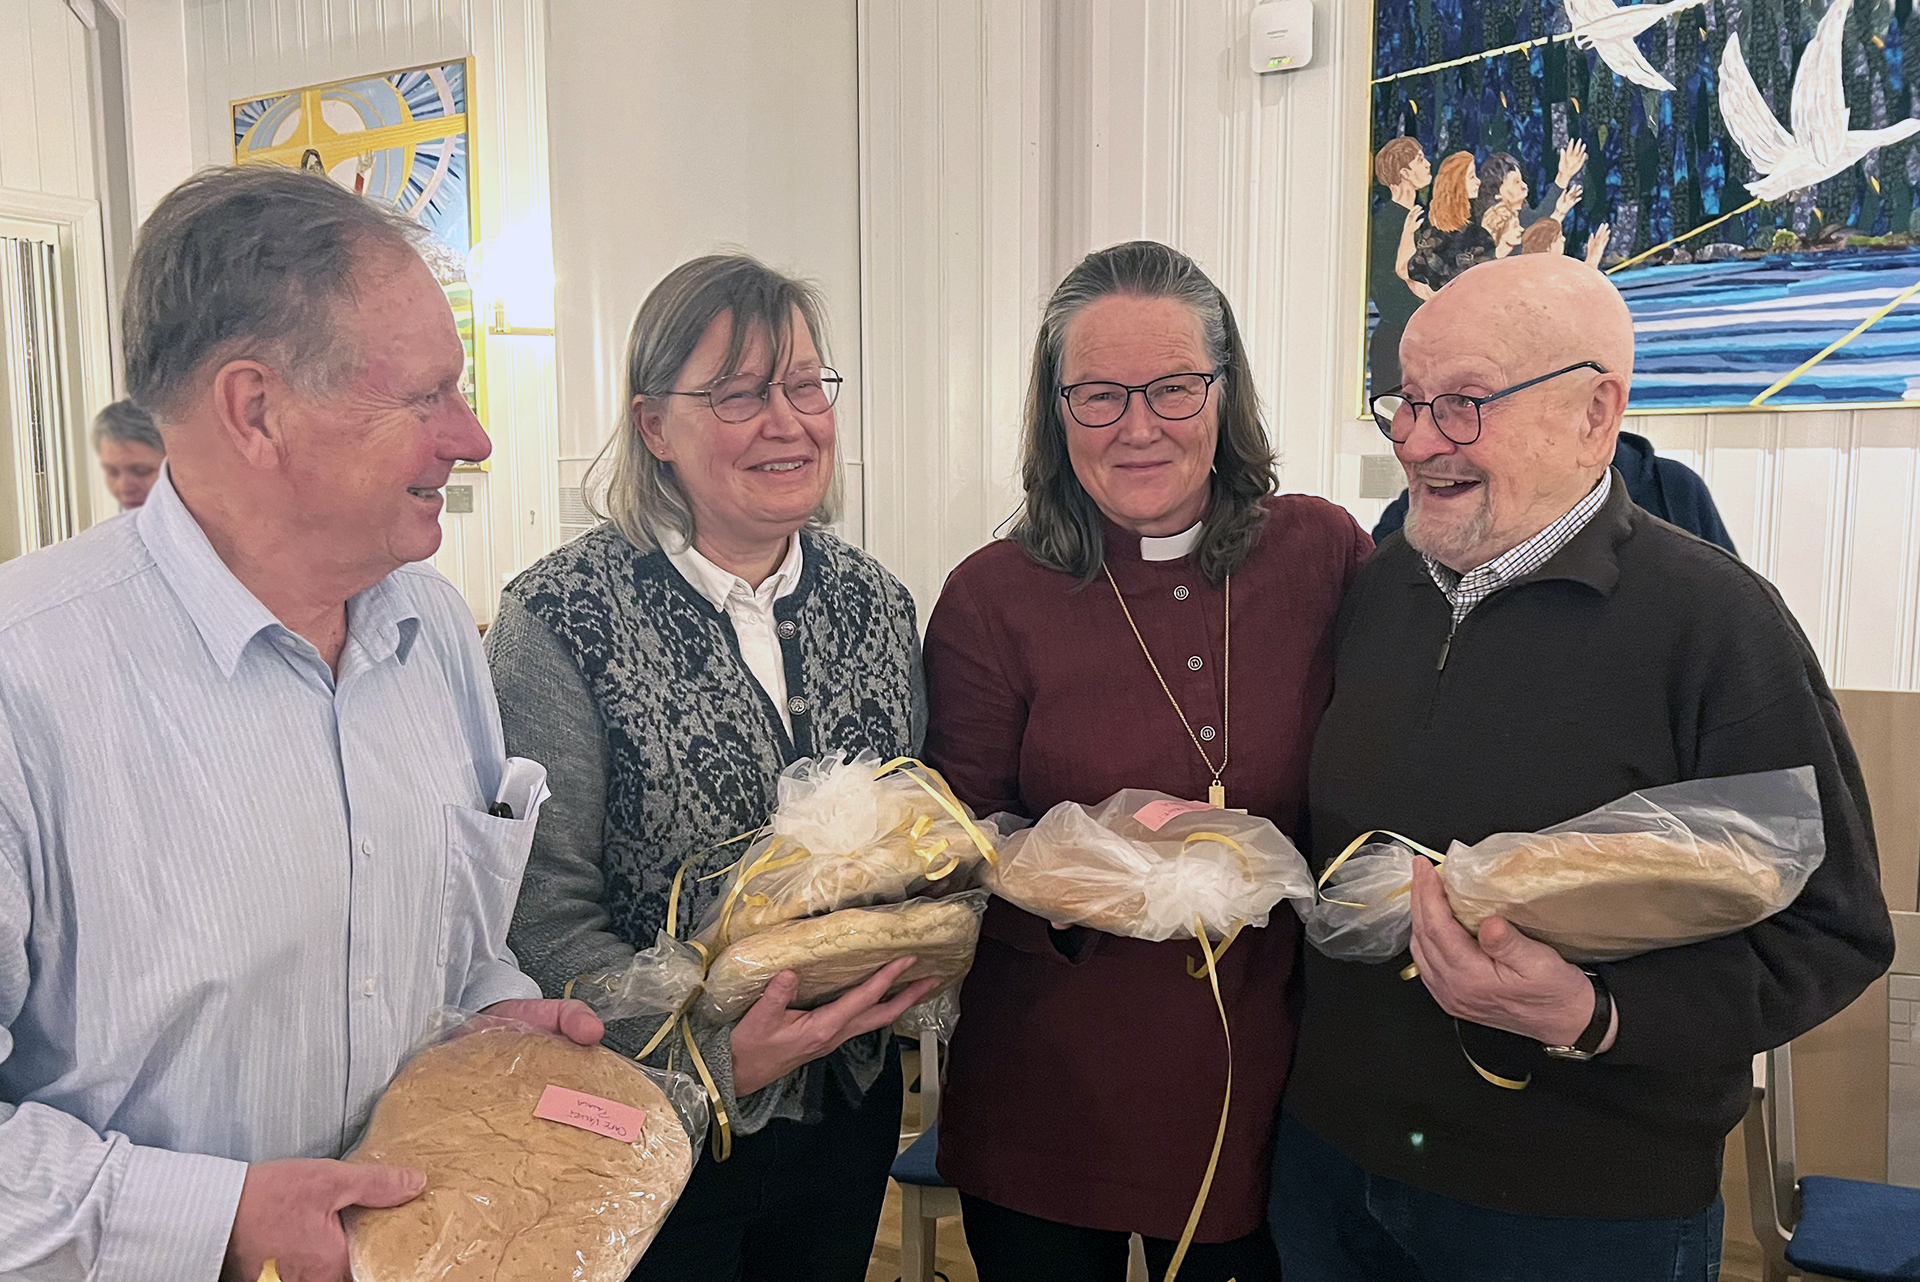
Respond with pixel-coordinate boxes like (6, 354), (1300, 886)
(0, 468), (539, 1280)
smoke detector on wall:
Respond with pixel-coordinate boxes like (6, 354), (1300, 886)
(1250, 0), (1313, 74)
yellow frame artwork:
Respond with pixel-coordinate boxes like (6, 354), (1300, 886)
(230, 58), (492, 470)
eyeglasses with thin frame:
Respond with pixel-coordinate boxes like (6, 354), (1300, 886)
(1370, 361), (1608, 446)
(1059, 369), (1223, 429)
(658, 366), (844, 424)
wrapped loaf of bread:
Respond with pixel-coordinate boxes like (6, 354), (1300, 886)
(700, 893), (986, 1021)
(695, 753), (997, 950)
(1305, 767), (1827, 964)
(344, 1021), (696, 1282)
(983, 790), (1314, 941)
(1444, 829), (1787, 962)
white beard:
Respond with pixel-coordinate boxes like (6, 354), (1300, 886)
(1404, 490), (1492, 569)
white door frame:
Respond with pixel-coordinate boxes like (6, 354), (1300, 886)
(0, 190), (117, 539)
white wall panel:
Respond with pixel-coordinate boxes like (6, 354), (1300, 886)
(861, 0), (1920, 691)
(173, 0), (559, 624)
(0, 0), (99, 204)
(545, 0), (866, 542)
(858, 0), (1043, 615)
(863, 0), (1374, 613)
(123, 0), (195, 220)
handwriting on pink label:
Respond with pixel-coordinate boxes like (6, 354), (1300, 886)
(533, 1085), (647, 1142)
(1133, 798), (1216, 832)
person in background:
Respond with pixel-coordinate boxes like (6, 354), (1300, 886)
(1369, 136), (1432, 396)
(1473, 143), (1585, 230)
(0, 165), (599, 1282)
(1274, 254), (1891, 1282)
(92, 398), (165, 509)
(490, 254), (930, 1282)
(1521, 215), (1613, 267)
(1405, 152), (1496, 294)
(924, 240), (1371, 1282)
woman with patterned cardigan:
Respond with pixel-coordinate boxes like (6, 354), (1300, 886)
(488, 255), (933, 1282)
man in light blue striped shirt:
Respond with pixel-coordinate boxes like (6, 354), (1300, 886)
(0, 167), (600, 1282)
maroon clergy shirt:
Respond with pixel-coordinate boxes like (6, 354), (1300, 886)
(923, 495), (1371, 1240)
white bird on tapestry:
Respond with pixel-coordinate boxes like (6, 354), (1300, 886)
(1565, 0), (1708, 94)
(1719, 0), (1920, 202)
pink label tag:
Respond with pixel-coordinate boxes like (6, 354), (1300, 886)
(1133, 799), (1215, 832)
(533, 1085), (647, 1143)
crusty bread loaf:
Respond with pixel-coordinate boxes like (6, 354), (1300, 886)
(983, 853), (1146, 935)
(701, 898), (981, 1021)
(1445, 830), (1784, 961)
(344, 1028), (693, 1282)
(701, 815), (991, 949)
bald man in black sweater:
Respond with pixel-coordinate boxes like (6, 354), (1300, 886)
(1272, 255), (1892, 1282)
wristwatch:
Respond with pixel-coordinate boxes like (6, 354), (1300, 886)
(1542, 968), (1613, 1061)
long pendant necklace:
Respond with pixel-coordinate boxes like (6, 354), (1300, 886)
(1102, 564), (1231, 808)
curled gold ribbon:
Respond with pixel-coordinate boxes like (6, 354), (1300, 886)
(1185, 922), (1245, 979)
(567, 853), (737, 1147)
(1463, 1046), (1531, 1091)
(1165, 913), (1235, 1282)
(1316, 828), (1447, 908)
(1164, 831), (1254, 977)
(874, 756), (999, 866)
(679, 1019), (733, 1160)
(1315, 833), (1530, 1090)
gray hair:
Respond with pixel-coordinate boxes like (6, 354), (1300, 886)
(91, 399), (164, 453)
(585, 254), (841, 552)
(1008, 240), (1276, 586)
(123, 165), (428, 419)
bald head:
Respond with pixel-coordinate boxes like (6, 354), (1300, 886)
(1408, 254), (1634, 384)
(1391, 254), (1633, 573)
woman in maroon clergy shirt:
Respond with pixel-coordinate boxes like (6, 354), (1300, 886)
(922, 241), (1371, 1282)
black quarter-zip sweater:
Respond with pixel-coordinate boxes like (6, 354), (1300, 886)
(1286, 471), (1894, 1220)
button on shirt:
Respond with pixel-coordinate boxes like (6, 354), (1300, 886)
(666, 535), (805, 734)
(1422, 471), (1613, 627)
(0, 469), (539, 1280)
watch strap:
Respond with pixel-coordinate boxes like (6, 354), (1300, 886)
(1542, 968), (1611, 1061)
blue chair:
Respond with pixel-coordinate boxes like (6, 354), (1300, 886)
(1787, 1176), (1920, 1279)
(890, 1030), (962, 1282)
(1744, 911), (1920, 1281)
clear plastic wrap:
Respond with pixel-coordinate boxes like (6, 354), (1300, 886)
(1302, 841), (1417, 961)
(892, 987), (961, 1040)
(1305, 767), (1827, 964)
(983, 789), (1315, 941)
(694, 752), (1000, 950)
(342, 1009), (705, 1282)
(699, 891), (988, 1022)
(564, 931), (706, 1024)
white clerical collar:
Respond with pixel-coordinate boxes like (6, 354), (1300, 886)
(1140, 521), (1203, 562)
(665, 533), (804, 611)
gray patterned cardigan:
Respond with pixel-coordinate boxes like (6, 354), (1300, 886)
(487, 523), (926, 1134)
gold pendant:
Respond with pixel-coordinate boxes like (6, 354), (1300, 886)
(1209, 780), (1226, 809)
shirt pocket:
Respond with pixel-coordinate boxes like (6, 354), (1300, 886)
(438, 804), (536, 971)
